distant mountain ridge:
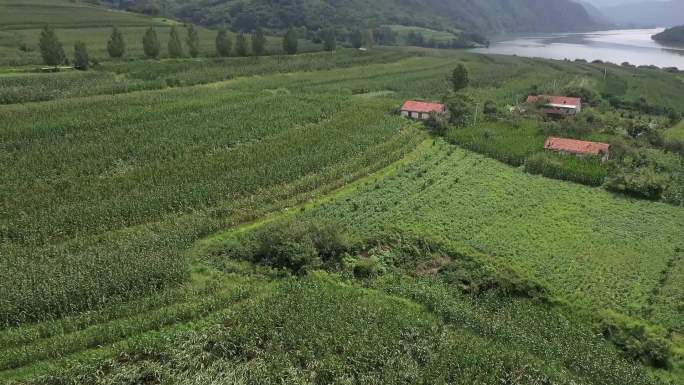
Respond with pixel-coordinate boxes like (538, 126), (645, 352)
(653, 24), (684, 44)
(102, 0), (601, 34)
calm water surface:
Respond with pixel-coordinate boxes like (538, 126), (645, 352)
(472, 29), (684, 69)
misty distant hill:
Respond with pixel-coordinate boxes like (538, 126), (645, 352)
(601, 0), (684, 27)
(653, 24), (684, 43)
(103, 0), (601, 34)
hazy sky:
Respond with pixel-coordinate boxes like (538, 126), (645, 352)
(584, 0), (671, 6)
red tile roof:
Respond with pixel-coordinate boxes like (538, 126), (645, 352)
(544, 137), (610, 156)
(527, 95), (581, 108)
(401, 100), (446, 114)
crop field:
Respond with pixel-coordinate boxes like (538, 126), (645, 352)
(17, 274), (654, 384)
(296, 141), (684, 326)
(0, 68), (431, 326)
(0, 0), (159, 30)
(0, 48), (414, 104)
(3, 14), (684, 380)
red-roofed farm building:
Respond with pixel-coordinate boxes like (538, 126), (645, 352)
(401, 100), (447, 120)
(544, 137), (611, 161)
(527, 95), (582, 117)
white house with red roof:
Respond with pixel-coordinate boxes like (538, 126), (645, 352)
(544, 137), (611, 161)
(527, 95), (582, 117)
(400, 100), (447, 120)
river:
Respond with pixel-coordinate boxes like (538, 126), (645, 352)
(471, 29), (684, 69)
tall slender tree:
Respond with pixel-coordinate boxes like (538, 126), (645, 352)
(235, 32), (249, 57)
(350, 29), (363, 49)
(451, 63), (469, 91)
(142, 27), (160, 59)
(39, 25), (66, 66)
(186, 24), (200, 58)
(363, 29), (374, 48)
(168, 26), (183, 58)
(283, 28), (298, 55)
(322, 29), (336, 52)
(73, 41), (89, 70)
(215, 29), (233, 57)
(107, 27), (126, 58)
(252, 28), (267, 56)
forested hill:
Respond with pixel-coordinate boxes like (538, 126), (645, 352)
(102, 0), (600, 34)
(653, 25), (684, 45)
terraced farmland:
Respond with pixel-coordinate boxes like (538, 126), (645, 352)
(299, 140), (684, 328)
(2, 4), (684, 378)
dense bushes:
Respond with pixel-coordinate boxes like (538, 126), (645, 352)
(224, 220), (351, 273)
(605, 147), (684, 204)
(439, 258), (548, 300)
(598, 311), (673, 369)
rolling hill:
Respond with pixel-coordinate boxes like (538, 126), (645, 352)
(102, 0), (602, 34)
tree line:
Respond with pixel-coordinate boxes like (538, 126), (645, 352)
(37, 25), (304, 70)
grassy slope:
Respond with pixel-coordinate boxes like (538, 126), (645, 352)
(0, 0), (161, 29)
(386, 24), (460, 44)
(665, 120), (684, 141)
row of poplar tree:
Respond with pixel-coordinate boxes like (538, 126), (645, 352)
(38, 25), (307, 70)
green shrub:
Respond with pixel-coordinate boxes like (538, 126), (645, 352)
(307, 221), (351, 265)
(353, 257), (381, 278)
(597, 311), (672, 369)
(440, 259), (548, 300)
(253, 222), (321, 273)
(224, 220), (352, 274)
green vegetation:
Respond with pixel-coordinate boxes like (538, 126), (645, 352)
(72, 41), (89, 70)
(0, 0), (320, 66)
(142, 25), (159, 58)
(106, 27), (125, 58)
(20, 274), (657, 384)
(214, 28), (231, 57)
(0, 48), (412, 104)
(665, 120), (684, 141)
(283, 28), (298, 55)
(167, 26), (183, 58)
(101, 0), (599, 35)
(387, 24), (460, 45)
(235, 32), (248, 57)
(2, 3), (684, 383)
(37, 25), (65, 66)
(450, 62), (469, 91)
(185, 24), (199, 58)
(653, 25), (684, 45)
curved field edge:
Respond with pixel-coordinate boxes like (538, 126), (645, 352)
(2, 273), (659, 385)
(0, 138), (427, 382)
(196, 139), (684, 380)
